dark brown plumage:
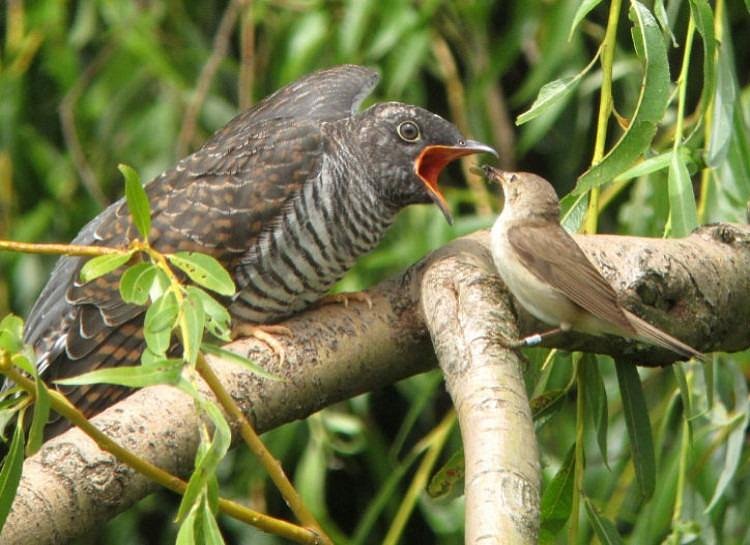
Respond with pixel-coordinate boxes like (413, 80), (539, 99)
(12, 65), (495, 436)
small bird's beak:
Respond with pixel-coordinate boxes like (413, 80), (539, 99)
(415, 140), (497, 225)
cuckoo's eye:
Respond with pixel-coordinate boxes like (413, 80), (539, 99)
(397, 120), (421, 142)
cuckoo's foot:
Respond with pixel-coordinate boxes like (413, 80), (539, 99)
(232, 323), (293, 366)
(315, 291), (373, 310)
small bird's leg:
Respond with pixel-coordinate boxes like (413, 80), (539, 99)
(514, 327), (564, 347)
(314, 291), (374, 310)
(494, 327), (564, 349)
(232, 323), (293, 366)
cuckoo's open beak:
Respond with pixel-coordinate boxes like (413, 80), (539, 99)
(415, 140), (497, 225)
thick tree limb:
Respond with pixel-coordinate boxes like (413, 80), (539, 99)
(421, 236), (540, 544)
(3, 223), (749, 544)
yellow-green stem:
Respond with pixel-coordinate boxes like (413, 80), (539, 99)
(196, 355), (332, 545)
(0, 239), (121, 256)
(383, 410), (456, 545)
(585, 0), (623, 234)
(569, 358), (586, 543)
(0, 363), (319, 545)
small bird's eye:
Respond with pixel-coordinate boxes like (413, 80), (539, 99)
(397, 120), (421, 142)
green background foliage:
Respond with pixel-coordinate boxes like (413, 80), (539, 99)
(1, 1), (749, 543)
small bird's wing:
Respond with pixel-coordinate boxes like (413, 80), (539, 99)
(506, 222), (636, 335)
(19, 65), (381, 428)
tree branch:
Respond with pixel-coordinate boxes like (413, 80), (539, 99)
(3, 223), (749, 544)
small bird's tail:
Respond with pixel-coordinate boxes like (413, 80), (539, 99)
(625, 311), (704, 361)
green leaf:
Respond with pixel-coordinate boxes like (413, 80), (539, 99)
(199, 342), (280, 381)
(167, 253), (235, 296)
(612, 149), (690, 182)
(119, 262), (158, 305)
(26, 377), (51, 456)
(574, 1), (671, 194)
(0, 419), (25, 533)
(705, 361), (749, 513)
(517, 77), (580, 126)
(667, 148), (699, 237)
(175, 504), (198, 545)
(78, 251), (134, 284)
(0, 315), (24, 353)
(119, 163), (151, 240)
(175, 400), (231, 523)
(540, 444), (575, 540)
(568, 0), (604, 40)
(615, 361), (655, 500)
(688, 0), (716, 118)
(186, 287), (231, 342)
(584, 497), (625, 545)
(517, 51), (598, 126)
(55, 360), (183, 388)
(180, 290), (206, 365)
(144, 291), (179, 357)
(560, 192), (589, 233)
(427, 448), (464, 499)
(582, 354), (608, 468)
(200, 496), (225, 545)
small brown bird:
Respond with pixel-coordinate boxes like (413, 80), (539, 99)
(484, 166), (702, 360)
(10, 65), (496, 437)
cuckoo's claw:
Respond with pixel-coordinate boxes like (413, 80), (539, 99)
(232, 323), (293, 367)
(315, 291), (374, 310)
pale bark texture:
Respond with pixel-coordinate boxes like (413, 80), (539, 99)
(2, 223), (749, 544)
(421, 235), (540, 545)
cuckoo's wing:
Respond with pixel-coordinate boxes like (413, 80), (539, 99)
(506, 222), (636, 335)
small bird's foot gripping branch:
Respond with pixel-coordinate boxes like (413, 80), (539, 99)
(421, 235), (541, 545)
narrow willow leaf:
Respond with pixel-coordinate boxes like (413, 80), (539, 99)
(574, 1), (671, 194)
(540, 444), (575, 538)
(584, 497), (626, 544)
(55, 360), (183, 388)
(560, 192), (589, 233)
(615, 361), (655, 500)
(0, 420), (25, 532)
(427, 448), (464, 499)
(653, 0), (677, 47)
(119, 262), (157, 305)
(168, 252), (235, 296)
(175, 505), (198, 545)
(175, 401), (231, 523)
(199, 342), (280, 381)
(181, 290), (206, 365)
(612, 149), (689, 182)
(706, 9), (736, 167)
(705, 361), (749, 512)
(79, 251), (133, 284)
(517, 51), (599, 126)
(26, 377), (51, 456)
(688, 0), (716, 117)
(144, 291), (179, 357)
(667, 148), (699, 237)
(200, 496), (225, 545)
(119, 163), (151, 240)
(568, 0), (604, 40)
(186, 287), (231, 342)
(582, 354), (608, 468)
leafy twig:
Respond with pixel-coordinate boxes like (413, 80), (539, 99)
(196, 354), (333, 545)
